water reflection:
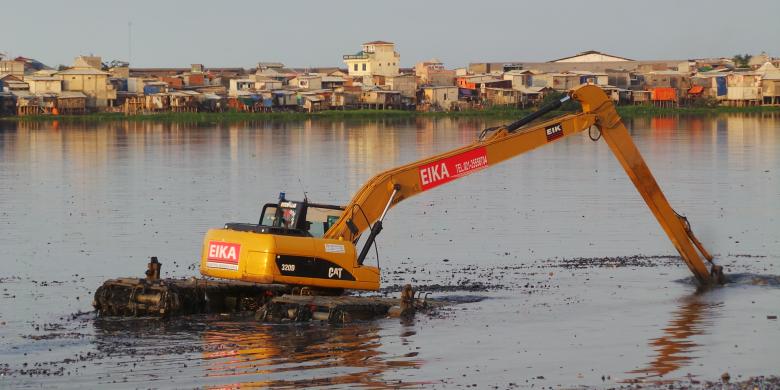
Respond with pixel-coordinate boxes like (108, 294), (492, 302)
(200, 321), (423, 389)
(90, 318), (424, 389)
(628, 291), (721, 379)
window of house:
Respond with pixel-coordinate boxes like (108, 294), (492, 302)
(362, 64), (366, 71)
(354, 64), (358, 71)
(379, 63), (382, 67)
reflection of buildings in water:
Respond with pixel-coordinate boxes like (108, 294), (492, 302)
(628, 293), (720, 380)
(413, 116), (483, 158)
(200, 321), (423, 388)
(346, 120), (400, 190)
(650, 117), (678, 138)
(726, 114), (779, 148)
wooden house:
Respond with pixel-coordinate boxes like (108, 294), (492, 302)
(145, 93), (170, 112)
(26, 76), (62, 94)
(533, 73), (581, 91)
(56, 92), (87, 114)
(632, 90), (652, 105)
(383, 74), (417, 99)
(515, 86), (550, 106)
(360, 89), (401, 109)
(170, 91), (200, 112)
(299, 93), (325, 112)
(289, 74), (322, 90)
(503, 70), (534, 90)
(761, 72), (780, 105)
(484, 87), (523, 106)
(321, 76), (346, 90)
(1, 74), (29, 93)
(725, 73), (761, 106)
(229, 78), (256, 97)
(643, 71), (691, 98)
(0, 92), (15, 115)
(255, 76), (283, 91)
(331, 86), (361, 109)
(419, 86), (458, 111)
(14, 92), (56, 115)
(272, 90), (298, 109)
(118, 92), (145, 115)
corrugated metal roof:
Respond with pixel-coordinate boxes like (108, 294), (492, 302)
(59, 91), (87, 99)
(322, 76), (345, 82)
(549, 50), (634, 63)
(763, 72), (780, 80)
(55, 67), (110, 76)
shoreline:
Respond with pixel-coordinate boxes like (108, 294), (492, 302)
(1, 105), (779, 123)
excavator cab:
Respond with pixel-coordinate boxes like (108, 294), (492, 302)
(200, 193), (381, 291)
(222, 194), (344, 238)
(255, 194), (345, 238)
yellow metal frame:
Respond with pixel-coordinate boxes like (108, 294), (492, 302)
(200, 85), (714, 289)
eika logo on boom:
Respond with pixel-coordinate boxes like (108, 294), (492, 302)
(545, 123), (563, 141)
(418, 147), (489, 191)
(420, 163), (450, 187)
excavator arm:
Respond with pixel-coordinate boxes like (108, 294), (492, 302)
(325, 84), (721, 285)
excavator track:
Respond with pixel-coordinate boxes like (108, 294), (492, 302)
(93, 258), (432, 322)
(93, 257), (291, 317)
(93, 277), (291, 317)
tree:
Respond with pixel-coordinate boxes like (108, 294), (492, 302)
(540, 91), (581, 112)
(732, 54), (753, 68)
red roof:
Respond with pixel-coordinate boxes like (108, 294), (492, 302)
(364, 40), (393, 45)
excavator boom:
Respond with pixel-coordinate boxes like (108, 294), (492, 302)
(193, 84), (718, 291)
(324, 85), (718, 285)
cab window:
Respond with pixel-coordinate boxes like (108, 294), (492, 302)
(305, 206), (343, 237)
(260, 205), (277, 226)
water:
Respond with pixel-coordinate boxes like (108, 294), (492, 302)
(0, 114), (779, 388)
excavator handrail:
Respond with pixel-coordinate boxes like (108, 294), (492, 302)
(324, 85), (719, 285)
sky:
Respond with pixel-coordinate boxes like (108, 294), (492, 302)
(2, 0), (778, 69)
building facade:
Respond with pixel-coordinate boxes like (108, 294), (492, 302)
(343, 41), (400, 79)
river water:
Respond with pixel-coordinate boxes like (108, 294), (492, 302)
(0, 114), (778, 388)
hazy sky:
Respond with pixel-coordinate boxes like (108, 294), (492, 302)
(2, 0), (778, 69)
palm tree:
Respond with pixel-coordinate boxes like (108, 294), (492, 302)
(732, 54), (753, 68)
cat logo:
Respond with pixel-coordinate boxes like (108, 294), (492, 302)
(328, 267), (343, 279)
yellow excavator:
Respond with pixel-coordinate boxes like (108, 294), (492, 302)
(94, 85), (723, 318)
(199, 84), (723, 292)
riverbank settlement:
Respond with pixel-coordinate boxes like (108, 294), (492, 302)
(1, 43), (779, 116)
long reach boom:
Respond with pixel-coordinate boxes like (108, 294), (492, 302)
(323, 85), (721, 285)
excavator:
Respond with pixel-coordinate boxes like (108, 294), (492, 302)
(94, 85), (724, 318)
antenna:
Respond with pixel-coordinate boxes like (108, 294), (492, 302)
(297, 177), (309, 202)
(128, 21), (132, 65)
